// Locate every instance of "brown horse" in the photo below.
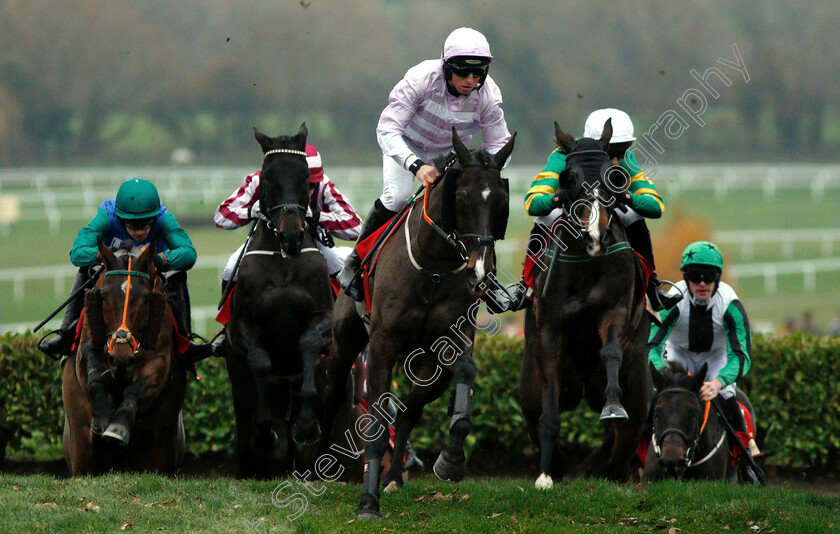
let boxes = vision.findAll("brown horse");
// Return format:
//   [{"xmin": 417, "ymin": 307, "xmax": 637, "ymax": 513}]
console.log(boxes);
[
  {"xmin": 519, "ymin": 120, "xmax": 652, "ymax": 487},
  {"xmin": 62, "ymin": 242, "xmax": 186, "ymax": 475},
  {"xmin": 324, "ymin": 129, "xmax": 515, "ymax": 520}
]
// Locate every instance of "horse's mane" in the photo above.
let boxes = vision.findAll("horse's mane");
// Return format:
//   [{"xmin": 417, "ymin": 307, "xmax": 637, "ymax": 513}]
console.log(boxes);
[{"xmin": 659, "ymin": 361, "xmax": 696, "ymax": 389}]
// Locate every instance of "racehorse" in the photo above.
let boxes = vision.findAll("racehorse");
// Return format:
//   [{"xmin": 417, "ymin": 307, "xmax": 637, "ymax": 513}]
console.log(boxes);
[
  {"xmin": 518, "ymin": 120, "xmax": 652, "ymax": 487},
  {"xmin": 324, "ymin": 129, "xmax": 515, "ymax": 519},
  {"xmin": 62, "ymin": 242, "xmax": 186, "ymax": 475},
  {"xmin": 642, "ymin": 361, "xmax": 756, "ymax": 482},
  {"xmin": 223, "ymin": 124, "xmax": 334, "ymax": 478}
]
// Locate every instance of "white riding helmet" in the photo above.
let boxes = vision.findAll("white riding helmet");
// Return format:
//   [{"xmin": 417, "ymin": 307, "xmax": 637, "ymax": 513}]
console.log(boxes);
[
  {"xmin": 583, "ymin": 108, "xmax": 636, "ymax": 143},
  {"xmin": 441, "ymin": 27, "xmax": 493, "ymax": 62}
]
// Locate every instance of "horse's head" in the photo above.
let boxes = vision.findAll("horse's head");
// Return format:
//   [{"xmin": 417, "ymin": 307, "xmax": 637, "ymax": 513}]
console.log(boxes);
[
  {"xmin": 87, "ymin": 242, "xmax": 168, "ymax": 384},
  {"xmin": 254, "ymin": 123, "xmax": 310, "ymax": 257},
  {"xmin": 441, "ymin": 128, "xmax": 515, "ymax": 294},
  {"xmin": 649, "ymin": 361, "xmax": 709, "ymax": 478},
  {"xmin": 554, "ymin": 119, "xmax": 626, "ymax": 256}
]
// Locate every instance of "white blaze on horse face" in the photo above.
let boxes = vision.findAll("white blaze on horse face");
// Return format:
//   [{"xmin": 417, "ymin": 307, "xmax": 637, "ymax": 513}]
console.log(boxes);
[
  {"xmin": 120, "ymin": 280, "xmax": 129, "ymax": 294},
  {"xmin": 585, "ymin": 190, "xmax": 602, "ymax": 254},
  {"xmin": 474, "ymin": 256, "xmax": 486, "ymax": 283},
  {"xmin": 481, "ymin": 187, "xmax": 491, "ymax": 201}
]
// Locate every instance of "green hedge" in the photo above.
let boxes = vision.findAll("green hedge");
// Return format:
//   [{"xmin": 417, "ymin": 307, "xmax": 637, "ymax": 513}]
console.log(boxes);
[{"xmin": 2, "ymin": 331, "xmax": 839, "ymax": 472}]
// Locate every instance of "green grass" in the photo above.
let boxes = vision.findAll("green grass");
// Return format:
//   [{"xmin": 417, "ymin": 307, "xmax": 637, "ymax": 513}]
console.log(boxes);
[{"xmin": 0, "ymin": 474, "xmax": 837, "ymax": 533}]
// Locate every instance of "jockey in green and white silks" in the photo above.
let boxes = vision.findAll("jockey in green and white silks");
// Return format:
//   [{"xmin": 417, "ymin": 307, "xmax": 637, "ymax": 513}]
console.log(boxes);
[{"xmin": 648, "ymin": 241, "xmax": 752, "ymax": 400}]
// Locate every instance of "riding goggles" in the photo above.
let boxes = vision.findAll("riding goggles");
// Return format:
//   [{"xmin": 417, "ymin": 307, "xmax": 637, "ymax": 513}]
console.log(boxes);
[
  {"xmin": 683, "ymin": 269, "xmax": 720, "ymax": 284},
  {"xmin": 449, "ymin": 64, "xmax": 488, "ymax": 78},
  {"xmin": 123, "ymin": 217, "xmax": 155, "ymax": 231}
]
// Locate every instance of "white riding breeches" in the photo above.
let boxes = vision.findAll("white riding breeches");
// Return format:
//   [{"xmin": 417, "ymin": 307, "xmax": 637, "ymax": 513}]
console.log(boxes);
[
  {"xmin": 222, "ymin": 241, "xmax": 350, "ymax": 281},
  {"xmin": 380, "ymin": 154, "xmax": 418, "ymax": 212}
]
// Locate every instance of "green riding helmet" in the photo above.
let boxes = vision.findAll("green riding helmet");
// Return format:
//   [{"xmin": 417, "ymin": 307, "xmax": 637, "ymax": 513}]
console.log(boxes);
[
  {"xmin": 115, "ymin": 178, "xmax": 161, "ymax": 219},
  {"xmin": 680, "ymin": 241, "xmax": 723, "ymax": 272}
]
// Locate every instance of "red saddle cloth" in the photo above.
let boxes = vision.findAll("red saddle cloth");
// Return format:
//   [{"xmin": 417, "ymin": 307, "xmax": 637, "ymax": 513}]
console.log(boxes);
[{"xmin": 353, "ymin": 210, "xmax": 411, "ymax": 313}]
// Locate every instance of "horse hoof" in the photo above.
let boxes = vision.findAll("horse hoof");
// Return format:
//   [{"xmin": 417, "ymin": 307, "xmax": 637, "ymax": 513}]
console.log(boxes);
[
  {"xmin": 292, "ymin": 423, "xmax": 321, "ymax": 446},
  {"xmin": 600, "ymin": 404, "xmax": 628, "ymax": 421},
  {"xmin": 102, "ymin": 423, "xmax": 130, "ymax": 445},
  {"xmin": 535, "ymin": 473, "xmax": 554, "ymax": 490},
  {"xmin": 90, "ymin": 416, "xmax": 110, "ymax": 435},
  {"xmin": 356, "ymin": 509, "xmax": 381, "ymax": 521},
  {"xmin": 383, "ymin": 480, "xmax": 402, "ymax": 493},
  {"xmin": 433, "ymin": 452, "xmax": 465, "ymax": 482}
]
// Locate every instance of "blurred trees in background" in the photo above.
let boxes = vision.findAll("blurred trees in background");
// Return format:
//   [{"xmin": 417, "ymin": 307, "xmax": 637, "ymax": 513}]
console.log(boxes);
[{"xmin": 0, "ymin": 0, "xmax": 837, "ymax": 166}]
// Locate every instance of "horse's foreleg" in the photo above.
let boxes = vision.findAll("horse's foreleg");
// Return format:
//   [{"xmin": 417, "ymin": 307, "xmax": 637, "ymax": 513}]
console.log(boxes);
[
  {"xmin": 293, "ymin": 315, "xmax": 330, "ymax": 445},
  {"xmin": 433, "ymin": 352, "xmax": 476, "ymax": 484},
  {"xmin": 356, "ymin": 335, "xmax": 395, "ymax": 521},
  {"xmin": 102, "ymin": 378, "xmax": 147, "ymax": 445},
  {"xmin": 599, "ymin": 323, "xmax": 628, "ymax": 421},
  {"xmin": 80, "ymin": 340, "xmax": 114, "ymax": 434},
  {"xmin": 536, "ymin": 358, "xmax": 561, "ymax": 489},
  {"xmin": 244, "ymin": 343, "xmax": 279, "ymax": 455}
]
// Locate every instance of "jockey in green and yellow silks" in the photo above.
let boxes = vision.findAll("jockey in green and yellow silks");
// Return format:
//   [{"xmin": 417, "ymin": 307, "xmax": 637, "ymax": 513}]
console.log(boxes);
[{"xmin": 485, "ymin": 108, "xmax": 679, "ymax": 314}]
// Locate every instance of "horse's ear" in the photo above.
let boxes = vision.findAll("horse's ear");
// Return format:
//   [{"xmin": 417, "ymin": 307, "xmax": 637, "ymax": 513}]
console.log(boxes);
[
  {"xmin": 254, "ymin": 127, "xmax": 272, "ymax": 153},
  {"xmin": 98, "ymin": 241, "xmax": 118, "ymax": 271},
  {"xmin": 294, "ymin": 122, "xmax": 308, "ymax": 149},
  {"xmin": 599, "ymin": 118, "xmax": 613, "ymax": 148},
  {"xmin": 493, "ymin": 132, "xmax": 517, "ymax": 169},
  {"xmin": 554, "ymin": 122, "xmax": 574, "ymax": 154},
  {"xmin": 452, "ymin": 128, "xmax": 470, "ymax": 164},
  {"xmin": 691, "ymin": 362, "xmax": 708, "ymax": 393},
  {"xmin": 137, "ymin": 241, "xmax": 157, "ymax": 276},
  {"xmin": 650, "ymin": 361, "xmax": 667, "ymax": 391}
]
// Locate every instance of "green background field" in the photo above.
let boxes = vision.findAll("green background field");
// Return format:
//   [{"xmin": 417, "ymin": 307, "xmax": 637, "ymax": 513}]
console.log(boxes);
[{"xmin": 2, "ymin": 164, "xmax": 840, "ymax": 336}]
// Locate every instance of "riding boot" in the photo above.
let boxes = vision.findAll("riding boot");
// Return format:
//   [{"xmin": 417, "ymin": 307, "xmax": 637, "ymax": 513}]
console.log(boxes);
[
  {"xmin": 38, "ymin": 269, "xmax": 89, "ymax": 357},
  {"xmin": 167, "ymin": 272, "xmax": 217, "ymax": 362},
  {"xmin": 723, "ymin": 396, "xmax": 760, "ymax": 485},
  {"xmin": 482, "ymin": 223, "xmax": 546, "ymax": 314},
  {"xmin": 625, "ymin": 220, "xmax": 681, "ymax": 311},
  {"xmin": 336, "ymin": 199, "xmax": 397, "ymax": 302}
]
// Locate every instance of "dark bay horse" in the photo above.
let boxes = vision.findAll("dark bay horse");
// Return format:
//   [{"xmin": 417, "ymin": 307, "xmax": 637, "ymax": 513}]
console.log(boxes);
[
  {"xmin": 519, "ymin": 120, "xmax": 652, "ymax": 487},
  {"xmin": 325, "ymin": 129, "xmax": 515, "ymax": 519},
  {"xmin": 224, "ymin": 124, "xmax": 334, "ymax": 478},
  {"xmin": 62, "ymin": 242, "xmax": 186, "ymax": 474},
  {"xmin": 643, "ymin": 361, "xmax": 757, "ymax": 483}
]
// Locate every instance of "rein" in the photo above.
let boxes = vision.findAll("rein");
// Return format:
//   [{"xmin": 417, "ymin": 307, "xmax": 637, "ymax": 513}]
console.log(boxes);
[
  {"xmin": 421, "ymin": 181, "xmax": 497, "ymax": 263},
  {"xmin": 104, "ymin": 257, "xmax": 146, "ymax": 355}
]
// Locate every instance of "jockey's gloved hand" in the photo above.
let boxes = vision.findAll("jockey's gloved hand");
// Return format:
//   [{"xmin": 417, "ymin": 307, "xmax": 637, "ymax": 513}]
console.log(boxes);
[
  {"xmin": 153, "ymin": 253, "xmax": 167, "ymax": 270},
  {"xmin": 248, "ymin": 200, "xmax": 261, "ymax": 219},
  {"xmin": 613, "ymin": 191, "xmax": 633, "ymax": 212},
  {"xmin": 551, "ymin": 190, "xmax": 565, "ymax": 206},
  {"xmin": 88, "ymin": 263, "xmax": 104, "ymax": 278}
]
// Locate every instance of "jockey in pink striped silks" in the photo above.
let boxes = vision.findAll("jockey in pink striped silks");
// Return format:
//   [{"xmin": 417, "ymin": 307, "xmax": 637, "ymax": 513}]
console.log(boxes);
[
  {"xmin": 215, "ymin": 143, "xmax": 362, "ymax": 280},
  {"xmin": 337, "ymin": 27, "xmax": 513, "ymax": 301}
]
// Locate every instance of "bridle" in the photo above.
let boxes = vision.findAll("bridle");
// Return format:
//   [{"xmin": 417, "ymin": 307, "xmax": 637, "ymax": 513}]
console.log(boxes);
[
  {"xmin": 103, "ymin": 255, "xmax": 152, "ymax": 356},
  {"xmin": 420, "ymin": 160, "xmax": 504, "ymax": 264},
  {"xmin": 651, "ymin": 386, "xmax": 719, "ymax": 468},
  {"xmin": 259, "ymin": 148, "xmax": 310, "ymax": 245}
]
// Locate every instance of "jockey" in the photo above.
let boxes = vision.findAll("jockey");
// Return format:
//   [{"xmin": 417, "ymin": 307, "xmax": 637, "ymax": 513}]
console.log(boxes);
[
  {"xmin": 486, "ymin": 108, "xmax": 680, "ymax": 313},
  {"xmin": 214, "ymin": 143, "xmax": 362, "ymax": 282},
  {"xmin": 38, "ymin": 178, "xmax": 218, "ymax": 362},
  {"xmin": 648, "ymin": 241, "xmax": 760, "ymax": 483},
  {"xmin": 336, "ymin": 27, "xmax": 513, "ymax": 301}
]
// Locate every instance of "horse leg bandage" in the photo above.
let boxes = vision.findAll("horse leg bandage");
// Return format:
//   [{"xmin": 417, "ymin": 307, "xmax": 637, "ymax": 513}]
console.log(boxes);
[
  {"xmin": 362, "ymin": 458, "xmax": 382, "ymax": 497},
  {"xmin": 449, "ymin": 384, "xmax": 473, "ymax": 431}
]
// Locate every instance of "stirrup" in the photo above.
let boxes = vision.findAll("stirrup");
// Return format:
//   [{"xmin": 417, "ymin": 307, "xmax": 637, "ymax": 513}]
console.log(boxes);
[
  {"xmin": 37, "ymin": 329, "xmax": 68, "ymax": 360},
  {"xmin": 654, "ymin": 279, "xmax": 683, "ymax": 310}
]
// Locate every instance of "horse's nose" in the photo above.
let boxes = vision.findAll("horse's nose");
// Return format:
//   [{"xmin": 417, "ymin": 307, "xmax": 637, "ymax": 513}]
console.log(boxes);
[{"xmin": 659, "ymin": 456, "xmax": 688, "ymax": 477}]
